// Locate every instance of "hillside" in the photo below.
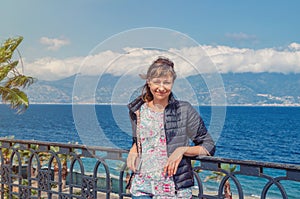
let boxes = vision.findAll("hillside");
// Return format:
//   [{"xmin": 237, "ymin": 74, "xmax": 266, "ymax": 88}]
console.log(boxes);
[{"xmin": 25, "ymin": 72, "xmax": 300, "ymax": 106}]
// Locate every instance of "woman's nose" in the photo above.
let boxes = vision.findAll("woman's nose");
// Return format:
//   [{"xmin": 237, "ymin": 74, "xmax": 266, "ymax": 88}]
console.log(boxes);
[{"xmin": 157, "ymin": 86, "xmax": 165, "ymax": 91}]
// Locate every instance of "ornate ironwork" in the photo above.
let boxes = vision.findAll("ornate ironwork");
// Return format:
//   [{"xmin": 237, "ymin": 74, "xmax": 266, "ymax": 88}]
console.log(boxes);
[
  {"xmin": 37, "ymin": 169, "xmax": 51, "ymax": 191},
  {"xmin": 19, "ymin": 186, "xmax": 30, "ymax": 198},
  {"xmin": 81, "ymin": 176, "xmax": 97, "ymax": 199},
  {"xmin": 0, "ymin": 138, "xmax": 299, "ymax": 199},
  {"xmin": 0, "ymin": 165, "xmax": 10, "ymax": 184}
]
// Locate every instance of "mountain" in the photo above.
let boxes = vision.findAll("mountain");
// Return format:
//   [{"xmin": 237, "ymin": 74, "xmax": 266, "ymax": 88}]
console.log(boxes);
[
  {"xmin": 221, "ymin": 72, "xmax": 300, "ymax": 105},
  {"xmin": 25, "ymin": 72, "xmax": 300, "ymax": 106}
]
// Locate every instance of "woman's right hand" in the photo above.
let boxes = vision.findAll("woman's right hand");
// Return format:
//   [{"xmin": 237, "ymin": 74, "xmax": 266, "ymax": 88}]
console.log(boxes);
[{"xmin": 127, "ymin": 144, "xmax": 138, "ymax": 172}]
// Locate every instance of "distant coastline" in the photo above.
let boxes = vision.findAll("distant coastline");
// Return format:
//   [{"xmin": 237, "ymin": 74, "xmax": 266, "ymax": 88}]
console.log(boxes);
[
  {"xmin": 2, "ymin": 102, "xmax": 300, "ymax": 107},
  {"xmin": 28, "ymin": 102, "xmax": 300, "ymax": 107}
]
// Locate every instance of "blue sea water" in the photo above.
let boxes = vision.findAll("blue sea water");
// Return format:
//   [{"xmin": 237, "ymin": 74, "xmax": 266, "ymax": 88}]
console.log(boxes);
[{"xmin": 0, "ymin": 104, "xmax": 300, "ymax": 198}]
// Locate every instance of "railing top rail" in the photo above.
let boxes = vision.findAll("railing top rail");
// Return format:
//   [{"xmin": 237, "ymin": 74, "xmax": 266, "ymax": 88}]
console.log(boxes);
[
  {"xmin": 195, "ymin": 156, "xmax": 300, "ymax": 171},
  {"xmin": 1, "ymin": 138, "xmax": 299, "ymax": 171},
  {"xmin": 0, "ymin": 138, "xmax": 129, "ymax": 153}
]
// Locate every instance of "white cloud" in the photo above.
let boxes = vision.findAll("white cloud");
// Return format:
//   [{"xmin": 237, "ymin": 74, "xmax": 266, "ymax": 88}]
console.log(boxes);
[
  {"xmin": 288, "ymin": 42, "xmax": 300, "ymax": 51},
  {"xmin": 24, "ymin": 57, "xmax": 81, "ymax": 80},
  {"xmin": 24, "ymin": 43, "xmax": 300, "ymax": 81},
  {"xmin": 40, "ymin": 37, "xmax": 70, "ymax": 51},
  {"xmin": 206, "ymin": 45, "xmax": 300, "ymax": 74}
]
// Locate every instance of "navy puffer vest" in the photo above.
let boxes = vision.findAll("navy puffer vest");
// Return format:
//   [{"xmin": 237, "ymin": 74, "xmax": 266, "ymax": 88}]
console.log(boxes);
[{"xmin": 128, "ymin": 93, "xmax": 215, "ymax": 190}]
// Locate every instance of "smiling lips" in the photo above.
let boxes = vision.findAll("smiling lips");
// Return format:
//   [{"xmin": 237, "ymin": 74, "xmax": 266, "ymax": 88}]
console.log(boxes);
[{"xmin": 155, "ymin": 89, "xmax": 170, "ymax": 95}]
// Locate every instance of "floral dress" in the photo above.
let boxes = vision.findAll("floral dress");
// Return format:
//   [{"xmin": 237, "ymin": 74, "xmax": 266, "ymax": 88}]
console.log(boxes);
[{"xmin": 130, "ymin": 104, "xmax": 192, "ymax": 199}]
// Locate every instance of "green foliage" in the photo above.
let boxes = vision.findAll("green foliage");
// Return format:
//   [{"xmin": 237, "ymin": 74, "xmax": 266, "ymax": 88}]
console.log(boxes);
[
  {"xmin": 0, "ymin": 36, "xmax": 36, "ymax": 113},
  {"xmin": 204, "ymin": 163, "xmax": 237, "ymax": 182}
]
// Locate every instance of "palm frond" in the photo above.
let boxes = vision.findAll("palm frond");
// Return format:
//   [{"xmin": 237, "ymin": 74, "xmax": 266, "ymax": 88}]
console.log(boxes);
[
  {"xmin": 0, "ymin": 36, "xmax": 23, "ymax": 64},
  {"xmin": 204, "ymin": 175, "xmax": 221, "ymax": 182},
  {"xmin": 204, "ymin": 164, "xmax": 237, "ymax": 183},
  {"xmin": 4, "ymin": 75, "xmax": 36, "ymax": 88},
  {"xmin": 221, "ymin": 164, "xmax": 237, "ymax": 172},
  {"xmin": 0, "ymin": 86, "xmax": 29, "ymax": 114},
  {"xmin": 0, "ymin": 61, "xmax": 18, "ymax": 82},
  {"xmin": 0, "ymin": 36, "xmax": 35, "ymax": 113}
]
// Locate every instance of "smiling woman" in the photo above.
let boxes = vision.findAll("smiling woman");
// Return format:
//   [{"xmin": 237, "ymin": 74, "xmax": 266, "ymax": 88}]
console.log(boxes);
[
  {"xmin": 0, "ymin": 36, "xmax": 36, "ymax": 113},
  {"xmin": 126, "ymin": 57, "xmax": 215, "ymax": 198}
]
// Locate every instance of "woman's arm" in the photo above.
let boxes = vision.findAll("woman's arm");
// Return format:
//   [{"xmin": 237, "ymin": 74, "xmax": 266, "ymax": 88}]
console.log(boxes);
[
  {"xmin": 163, "ymin": 145, "xmax": 209, "ymax": 177},
  {"xmin": 186, "ymin": 104, "xmax": 216, "ymax": 156},
  {"xmin": 183, "ymin": 145, "xmax": 210, "ymax": 156},
  {"xmin": 127, "ymin": 143, "xmax": 139, "ymax": 172}
]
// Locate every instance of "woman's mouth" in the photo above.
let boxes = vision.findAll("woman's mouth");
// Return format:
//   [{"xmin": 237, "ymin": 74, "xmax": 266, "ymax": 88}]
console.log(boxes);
[{"xmin": 155, "ymin": 89, "xmax": 169, "ymax": 95}]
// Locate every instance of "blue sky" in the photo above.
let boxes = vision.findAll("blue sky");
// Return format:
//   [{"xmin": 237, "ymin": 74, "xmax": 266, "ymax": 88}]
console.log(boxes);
[{"xmin": 2, "ymin": 0, "xmax": 300, "ymax": 80}]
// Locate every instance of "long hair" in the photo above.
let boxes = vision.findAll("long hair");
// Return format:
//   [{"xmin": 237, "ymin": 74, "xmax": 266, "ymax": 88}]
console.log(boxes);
[{"xmin": 140, "ymin": 57, "xmax": 177, "ymax": 102}]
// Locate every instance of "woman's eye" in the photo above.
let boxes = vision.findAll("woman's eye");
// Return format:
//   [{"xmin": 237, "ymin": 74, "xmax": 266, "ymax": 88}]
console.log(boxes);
[{"xmin": 150, "ymin": 80, "xmax": 172, "ymax": 86}]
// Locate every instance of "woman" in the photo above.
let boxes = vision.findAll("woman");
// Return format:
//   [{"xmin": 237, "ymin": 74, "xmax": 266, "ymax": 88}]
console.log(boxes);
[{"xmin": 127, "ymin": 57, "xmax": 215, "ymax": 199}]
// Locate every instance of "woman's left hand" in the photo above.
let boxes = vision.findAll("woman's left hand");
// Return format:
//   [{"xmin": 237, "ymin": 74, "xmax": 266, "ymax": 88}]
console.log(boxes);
[{"xmin": 163, "ymin": 147, "xmax": 188, "ymax": 177}]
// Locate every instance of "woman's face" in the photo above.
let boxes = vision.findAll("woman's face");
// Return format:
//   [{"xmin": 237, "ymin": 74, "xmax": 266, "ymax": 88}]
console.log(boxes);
[{"xmin": 148, "ymin": 75, "xmax": 173, "ymax": 102}]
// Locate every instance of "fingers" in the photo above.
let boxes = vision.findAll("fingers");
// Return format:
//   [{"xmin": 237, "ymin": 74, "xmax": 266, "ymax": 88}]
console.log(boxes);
[
  {"xmin": 163, "ymin": 164, "xmax": 167, "ymax": 176},
  {"xmin": 173, "ymin": 161, "xmax": 180, "ymax": 174},
  {"xmin": 127, "ymin": 152, "xmax": 138, "ymax": 172},
  {"xmin": 168, "ymin": 163, "xmax": 174, "ymax": 176},
  {"xmin": 164, "ymin": 160, "xmax": 180, "ymax": 177},
  {"xmin": 163, "ymin": 147, "xmax": 186, "ymax": 177}
]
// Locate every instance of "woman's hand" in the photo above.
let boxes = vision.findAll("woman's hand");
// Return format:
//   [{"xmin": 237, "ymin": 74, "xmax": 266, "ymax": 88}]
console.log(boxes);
[
  {"xmin": 163, "ymin": 147, "xmax": 188, "ymax": 177},
  {"xmin": 127, "ymin": 144, "xmax": 138, "ymax": 172},
  {"xmin": 163, "ymin": 145, "xmax": 209, "ymax": 177}
]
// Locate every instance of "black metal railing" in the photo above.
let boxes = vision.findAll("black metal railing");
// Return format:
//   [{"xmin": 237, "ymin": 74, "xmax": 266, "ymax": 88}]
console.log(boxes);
[{"xmin": 0, "ymin": 138, "xmax": 299, "ymax": 199}]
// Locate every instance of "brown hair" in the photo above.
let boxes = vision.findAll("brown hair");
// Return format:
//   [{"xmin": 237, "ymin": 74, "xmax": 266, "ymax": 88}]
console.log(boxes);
[{"xmin": 140, "ymin": 57, "xmax": 177, "ymax": 102}]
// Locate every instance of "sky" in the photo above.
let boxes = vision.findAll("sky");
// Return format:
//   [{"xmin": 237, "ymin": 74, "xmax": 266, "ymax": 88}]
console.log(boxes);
[{"xmin": 2, "ymin": 0, "xmax": 300, "ymax": 81}]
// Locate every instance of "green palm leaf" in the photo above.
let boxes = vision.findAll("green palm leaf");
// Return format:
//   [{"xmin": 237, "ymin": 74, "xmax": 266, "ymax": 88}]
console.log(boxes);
[
  {"xmin": 0, "ymin": 61, "xmax": 18, "ymax": 82},
  {"xmin": 0, "ymin": 36, "xmax": 23, "ymax": 63},
  {"xmin": 4, "ymin": 75, "xmax": 35, "ymax": 88},
  {"xmin": 0, "ymin": 36, "xmax": 35, "ymax": 113},
  {"xmin": 0, "ymin": 86, "xmax": 29, "ymax": 113}
]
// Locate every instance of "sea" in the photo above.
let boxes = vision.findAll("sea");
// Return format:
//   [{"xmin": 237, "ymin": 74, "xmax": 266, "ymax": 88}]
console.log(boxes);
[{"xmin": 0, "ymin": 104, "xmax": 300, "ymax": 198}]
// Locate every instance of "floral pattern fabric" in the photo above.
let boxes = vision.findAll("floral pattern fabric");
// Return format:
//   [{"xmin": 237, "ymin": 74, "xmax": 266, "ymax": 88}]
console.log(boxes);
[{"xmin": 130, "ymin": 104, "xmax": 192, "ymax": 199}]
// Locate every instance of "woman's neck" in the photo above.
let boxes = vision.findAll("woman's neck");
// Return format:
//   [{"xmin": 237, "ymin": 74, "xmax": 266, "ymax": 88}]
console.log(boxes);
[{"xmin": 149, "ymin": 99, "xmax": 168, "ymax": 111}]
